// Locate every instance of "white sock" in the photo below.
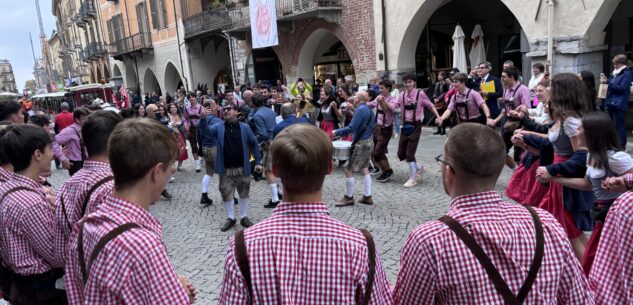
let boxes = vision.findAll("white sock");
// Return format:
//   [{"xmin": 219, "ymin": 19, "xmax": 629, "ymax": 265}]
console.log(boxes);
[
  {"xmin": 270, "ymin": 184, "xmax": 279, "ymax": 202},
  {"xmin": 195, "ymin": 159, "xmax": 201, "ymax": 166},
  {"xmin": 363, "ymin": 175, "xmax": 372, "ymax": 197},
  {"xmin": 408, "ymin": 162, "xmax": 417, "ymax": 180},
  {"xmin": 239, "ymin": 198, "xmax": 249, "ymax": 219},
  {"xmin": 224, "ymin": 200, "xmax": 235, "ymax": 220},
  {"xmin": 345, "ymin": 178, "xmax": 355, "ymax": 197},
  {"xmin": 276, "ymin": 177, "xmax": 283, "ymax": 195},
  {"xmin": 201, "ymin": 175, "xmax": 212, "ymax": 193}
]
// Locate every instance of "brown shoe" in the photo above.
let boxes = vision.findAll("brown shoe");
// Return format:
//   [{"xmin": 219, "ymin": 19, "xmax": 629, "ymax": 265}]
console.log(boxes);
[
  {"xmin": 359, "ymin": 195, "xmax": 373, "ymax": 205},
  {"xmin": 335, "ymin": 195, "xmax": 354, "ymax": 207}
]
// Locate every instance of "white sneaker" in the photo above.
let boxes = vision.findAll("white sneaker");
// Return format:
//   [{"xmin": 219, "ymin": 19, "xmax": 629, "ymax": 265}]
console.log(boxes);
[{"xmin": 403, "ymin": 178, "xmax": 417, "ymax": 188}]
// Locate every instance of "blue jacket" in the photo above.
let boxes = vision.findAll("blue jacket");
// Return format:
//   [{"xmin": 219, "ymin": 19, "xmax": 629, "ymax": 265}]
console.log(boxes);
[
  {"xmin": 335, "ymin": 103, "xmax": 375, "ymax": 141},
  {"xmin": 207, "ymin": 121, "xmax": 261, "ymax": 176},
  {"xmin": 605, "ymin": 67, "xmax": 633, "ymax": 110},
  {"xmin": 251, "ymin": 107, "xmax": 277, "ymax": 143},
  {"xmin": 273, "ymin": 115, "xmax": 309, "ymax": 138},
  {"xmin": 197, "ymin": 115, "xmax": 223, "ymax": 148}
]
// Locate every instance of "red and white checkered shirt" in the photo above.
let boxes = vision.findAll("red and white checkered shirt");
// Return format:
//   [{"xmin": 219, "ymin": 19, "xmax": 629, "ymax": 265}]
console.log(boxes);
[
  {"xmin": 393, "ymin": 191, "xmax": 593, "ymax": 305},
  {"xmin": 0, "ymin": 166, "xmax": 12, "ymax": 185},
  {"xmin": 0, "ymin": 173, "xmax": 56, "ymax": 275},
  {"xmin": 65, "ymin": 195, "xmax": 189, "ymax": 305},
  {"xmin": 589, "ymin": 174, "xmax": 633, "ymax": 305},
  {"xmin": 218, "ymin": 202, "xmax": 393, "ymax": 305},
  {"xmin": 53, "ymin": 160, "xmax": 114, "ymax": 267}
]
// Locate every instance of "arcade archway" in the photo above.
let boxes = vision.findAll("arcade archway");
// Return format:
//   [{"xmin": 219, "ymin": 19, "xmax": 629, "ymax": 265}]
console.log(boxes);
[
  {"xmin": 164, "ymin": 62, "xmax": 183, "ymax": 95},
  {"xmin": 143, "ymin": 68, "xmax": 161, "ymax": 95},
  {"xmin": 297, "ymin": 29, "xmax": 355, "ymax": 84}
]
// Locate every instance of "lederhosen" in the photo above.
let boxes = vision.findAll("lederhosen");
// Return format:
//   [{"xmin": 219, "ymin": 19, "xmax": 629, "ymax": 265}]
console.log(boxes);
[
  {"xmin": 452, "ymin": 89, "xmax": 482, "ymax": 124},
  {"xmin": 439, "ymin": 206, "xmax": 544, "ymax": 305},
  {"xmin": 397, "ymin": 90, "xmax": 423, "ymax": 162},
  {"xmin": 372, "ymin": 101, "xmax": 394, "ymax": 162},
  {"xmin": 501, "ymin": 85, "xmax": 526, "ymax": 160},
  {"xmin": 187, "ymin": 106, "xmax": 202, "ymax": 155},
  {"xmin": 69, "ymin": 128, "xmax": 87, "ymax": 176},
  {"xmin": 0, "ymin": 188, "xmax": 67, "ymax": 305}
]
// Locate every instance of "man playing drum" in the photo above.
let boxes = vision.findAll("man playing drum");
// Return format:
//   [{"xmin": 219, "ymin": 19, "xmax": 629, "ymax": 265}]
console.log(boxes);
[
  {"xmin": 333, "ymin": 92, "xmax": 375, "ymax": 207},
  {"xmin": 435, "ymin": 73, "xmax": 495, "ymax": 126}
]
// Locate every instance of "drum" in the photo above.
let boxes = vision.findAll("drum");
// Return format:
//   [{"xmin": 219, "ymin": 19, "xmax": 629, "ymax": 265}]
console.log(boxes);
[{"xmin": 332, "ymin": 140, "xmax": 352, "ymax": 161}]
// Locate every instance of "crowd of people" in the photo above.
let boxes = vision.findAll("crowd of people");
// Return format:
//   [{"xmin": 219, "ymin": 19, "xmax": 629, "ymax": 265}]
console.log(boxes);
[{"xmin": 0, "ymin": 52, "xmax": 631, "ymax": 304}]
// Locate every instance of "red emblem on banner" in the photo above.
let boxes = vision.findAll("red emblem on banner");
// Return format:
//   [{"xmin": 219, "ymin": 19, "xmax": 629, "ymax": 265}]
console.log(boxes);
[{"xmin": 255, "ymin": 2, "xmax": 271, "ymax": 37}]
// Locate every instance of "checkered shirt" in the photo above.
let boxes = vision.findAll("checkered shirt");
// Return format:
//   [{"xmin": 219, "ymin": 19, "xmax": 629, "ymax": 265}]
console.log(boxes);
[
  {"xmin": 393, "ymin": 191, "xmax": 593, "ymax": 305},
  {"xmin": 218, "ymin": 202, "xmax": 393, "ymax": 305},
  {"xmin": 0, "ymin": 173, "xmax": 56, "ymax": 275},
  {"xmin": 64, "ymin": 195, "xmax": 189, "ymax": 305},
  {"xmin": 589, "ymin": 174, "xmax": 633, "ymax": 305},
  {"xmin": 53, "ymin": 160, "xmax": 114, "ymax": 267},
  {"xmin": 0, "ymin": 166, "xmax": 12, "ymax": 185}
]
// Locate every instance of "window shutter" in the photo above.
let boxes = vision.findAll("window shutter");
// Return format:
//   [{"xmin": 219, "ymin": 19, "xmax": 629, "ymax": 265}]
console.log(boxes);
[{"xmin": 149, "ymin": 0, "xmax": 159, "ymax": 30}]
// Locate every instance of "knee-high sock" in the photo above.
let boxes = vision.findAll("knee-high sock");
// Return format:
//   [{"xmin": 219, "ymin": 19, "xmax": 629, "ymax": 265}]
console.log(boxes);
[
  {"xmin": 270, "ymin": 184, "xmax": 279, "ymax": 202},
  {"xmin": 409, "ymin": 162, "xmax": 417, "ymax": 180},
  {"xmin": 195, "ymin": 159, "xmax": 201, "ymax": 166},
  {"xmin": 224, "ymin": 200, "xmax": 235, "ymax": 220},
  {"xmin": 239, "ymin": 198, "xmax": 249, "ymax": 219},
  {"xmin": 363, "ymin": 175, "xmax": 372, "ymax": 196},
  {"xmin": 201, "ymin": 175, "xmax": 212, "ymax": 193},
  {"xmin": 345, "ymin": 178, "xmax": 355, "ymax": 197}
]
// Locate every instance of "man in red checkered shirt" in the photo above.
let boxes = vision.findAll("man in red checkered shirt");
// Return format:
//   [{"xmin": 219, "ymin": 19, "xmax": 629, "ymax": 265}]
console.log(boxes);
[
  {"xmin": 393, "ymin": 123, "xmax": 593, "ymax": 305},
  {"xmin": 590, "ymin": 173, "xmax": 633, "ymax": 304},
  {"xmin": 0, "ymin": 124, "xmax": 66, "ymax": 304},
  {"xmin": 64, "ymin": 118, "xmax": 196, "ymax": 304},
  {"xmin": 52, "ymin": 111, "xmax": 122, "ymax": 267},
  {"xmin": 218, "ymin": 124, "xmax": 393, "ymax": 305}
]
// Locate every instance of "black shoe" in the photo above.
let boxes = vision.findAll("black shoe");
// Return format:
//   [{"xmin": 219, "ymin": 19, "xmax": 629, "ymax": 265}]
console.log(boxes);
[
  {"xmin": 278, "ymin": 193, "xmax": 283, "ymax": 200},
  {"xmin": 440, "ymin": 129, "xmax": 446, "ymax": 135},
  {"xmin": 376, "ymin": 170, "xmax": 393, "ymax": 183},
  {"xmin": 240, "ymin": 217, "xmax": 254, "ymax": 228},
  {"xmin": 370, "ymin": 167, "xmax": 381, "ymax": 176},
  {"xmin": 220, "ymin": 218, "xmax": 236, "ymax": 232},
  {"xmin": 264, "ymin": 200, "xmax": 280, "ymax": 209},
  {"xmin": 200, "ymin": 193, "xmax": 212, "ymax": 205},
  {"xmin": 433, "ymin": 129, "xmax": 442, "ymax": 135},
  {"xmin": 234, "ymin": 197, "xmax": 239, "ymax": 205},
  {"xmin": 161, "ymin": 190, "xmax": 172, "ymax": 199}
]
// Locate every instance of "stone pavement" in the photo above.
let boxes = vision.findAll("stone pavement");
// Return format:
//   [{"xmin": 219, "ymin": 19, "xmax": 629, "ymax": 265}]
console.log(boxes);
[{"xmin": 48, "ymin": 126, "xmax": 513, "ymax": 304}]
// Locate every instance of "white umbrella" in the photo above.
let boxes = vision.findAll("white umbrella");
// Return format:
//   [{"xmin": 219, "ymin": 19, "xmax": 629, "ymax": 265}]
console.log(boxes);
[
  {"xmin": 469, "ymin": 24, "xmax": 486, "ymax": 71},
  {"xmin": 452, "ymin": 25, "xmax": 468, "ymax": 74}
]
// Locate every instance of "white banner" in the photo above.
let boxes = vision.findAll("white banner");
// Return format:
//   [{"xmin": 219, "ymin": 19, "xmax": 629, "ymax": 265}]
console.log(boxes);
[{"xmin": 250, "ymin": 0, "xmax": 278, "ymax": 49}]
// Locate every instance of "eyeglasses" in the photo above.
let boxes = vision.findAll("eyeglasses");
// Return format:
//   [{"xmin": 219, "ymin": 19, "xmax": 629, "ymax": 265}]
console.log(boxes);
[
  {"xmin": 223, "ymin": 107, "xmax": 233, "ymax": 112},
  {"xmin": 435, "ymin": 154, "xmax": 455, "ymax": 174}
]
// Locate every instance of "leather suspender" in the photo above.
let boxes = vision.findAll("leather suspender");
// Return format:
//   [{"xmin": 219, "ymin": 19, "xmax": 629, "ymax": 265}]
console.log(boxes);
[
  {"xmin": 0, "ymin": 187, "xmax": 38, "ymax": 202},
  {"xmin": 438, "ymin": 206, "xmax": 544, "ymax": 305},
  {"xmin": 77, "ymin": 222, "xmax": 140, "ymax": 285},
  {"xmin": 61, "ymin": 176, "xmax": 114, "ymax": 231},
  {"xmin": 234, "ymin": 228, "xmax": 377, "ymax": 305}
]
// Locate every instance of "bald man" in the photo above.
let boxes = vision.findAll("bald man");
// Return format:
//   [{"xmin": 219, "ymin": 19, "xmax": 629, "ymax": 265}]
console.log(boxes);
[{"xmin": 333, "ymin": 92, "xmax": 376, "ymax": 207}]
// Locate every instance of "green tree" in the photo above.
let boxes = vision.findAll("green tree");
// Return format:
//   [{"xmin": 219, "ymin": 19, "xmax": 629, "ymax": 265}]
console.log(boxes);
[{"xmin": 24, "ymin": 79, "xmax": 37, "ymax": 92}]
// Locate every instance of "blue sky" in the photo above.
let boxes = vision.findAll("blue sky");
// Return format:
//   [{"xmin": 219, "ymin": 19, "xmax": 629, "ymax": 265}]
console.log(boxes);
[{"xmin": 0, "ymin": 0, "xmax": 57, "ymax": 92}]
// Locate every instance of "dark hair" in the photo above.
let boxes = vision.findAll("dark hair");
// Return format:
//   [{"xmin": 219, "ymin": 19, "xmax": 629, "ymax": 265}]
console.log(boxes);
[
  {"xmin": 378, "ymin": 80, "xmax": 392, "ymax": 91},
  {"xmin": 0, "ymin": 124, "xmax": 52, "ymax": 172},
  {"xmin": 338, "ymin": 83, "xmax": 351, "ymax": 97},
  {"xmin": 502, "ymin": 66, "xmax": 521, "ymax": 81},
  {"xmin": 224, "ymin": 88, "xmax": 234, "ymax": 94},
  {"xmin": 252, "ymin": 93, "xmax": 267, "ymax": 107},
  {"xmin": 402, "ymin": 73, "xmax": 416, "ymax": 82},
  {"xmin": 119, "ymin": 107, "xmax": 134, "ymax": 119},
  {"xmin": 367, "ymin": 89, "xmax": 378, "ymax": 101},
  {"xmin": 583, "ymin": 111, "xmax": 622, "ymax": 170},
  {"xmin": 0, "ymin": 101, "xmax": 22, "ymax": 121},
  {"xmin": 83, "ymin": 111, "xmax": 123, "ymax": 157},
  {"xmin": 133, "ymin": 104, "xmax": 146, "ymax": 118},
  {"xmin": 579, "ymin": 71, "xmax": 597, "ymax": 108},
  {"xmin": 0, "ymin": 123, "xmax": 11, "ymax": 164},
  {"xmin": 549, "ymin": 73, "xmax": 589, "ymax": 121},
  {"xmin": 445, "ymin": 123, "xmax": 505, "ymax": 179},
  {"xmin": 73, "ymin": 107, "xmax": 90, "ymax": 121},
  {"xmin": 450, "ymin": 68, "xmax": 460, "ymax": 74},
  {"xmin": 533, "ymin": 63, "xmax": 545, "ymax": 73},
  {"xmin": 452, "ymin": 73, "xmax": 468, "ymax": 83},
  {"xmin": 28, "ymin": 114, "xmax": 50, "ymax": 127},
  {"xmin": 167, "ymin": 103, "xmax": 182, "ymax": 116},
  {"xmin": 186, "ymin": 92, "xmax": 196, "ymax": 99}
]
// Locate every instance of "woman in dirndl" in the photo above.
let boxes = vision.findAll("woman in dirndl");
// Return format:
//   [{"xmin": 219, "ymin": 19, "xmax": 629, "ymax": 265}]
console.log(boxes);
[
  {"xmin": 535, "ymin": 73, "xmax": 595, "ymax": 261},
  {"xmin": 317, "ymin": 88, "xmax": 341, "ymax": 139},
  {"xmin": 168, "ymin": 103, "xmax": 189, "ymax": 170}
]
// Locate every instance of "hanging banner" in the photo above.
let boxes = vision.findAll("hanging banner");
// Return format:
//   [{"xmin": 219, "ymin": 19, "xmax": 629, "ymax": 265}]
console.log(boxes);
[{"xmin": 250, "ymin": 0, "xmax": 278, "ymax": 49}]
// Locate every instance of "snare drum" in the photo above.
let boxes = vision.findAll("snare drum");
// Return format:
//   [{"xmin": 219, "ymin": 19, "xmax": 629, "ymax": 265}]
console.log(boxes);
[{"xmin": 332, "ymin": 140, "xmax": 353, "ymax": 161}]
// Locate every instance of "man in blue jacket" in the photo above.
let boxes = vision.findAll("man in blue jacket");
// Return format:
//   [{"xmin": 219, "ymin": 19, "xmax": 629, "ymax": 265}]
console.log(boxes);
[
  {"xmin": 333, "ymin": 92, "xmax": 375, "ymax": 207},
  {"xmin": 603, "ymin": 54, "xmax": 633, "ymax": 147},
  {"xmin": 197, "ymin": 100, "xmax": 223, "ymax": 206},
  {"xmin": 206, "ymin": 103, "xmax": 262, "ymax": 231},
  {"xmin": 468, "ymin": 61, "xmax": 503, "ymax": 120},
  {"xmin": 249, "ymin": 94, "xmax": 281, "ymax": 209},
  {"xmin": 273, "ymin": 103, "xmax": 309, "ymax": 138}
]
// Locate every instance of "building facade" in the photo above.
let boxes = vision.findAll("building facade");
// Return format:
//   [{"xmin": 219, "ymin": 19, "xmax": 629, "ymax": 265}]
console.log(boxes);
[{"xmin": 0, "ymin": 60, "xmax": 18, "ymax": 93}]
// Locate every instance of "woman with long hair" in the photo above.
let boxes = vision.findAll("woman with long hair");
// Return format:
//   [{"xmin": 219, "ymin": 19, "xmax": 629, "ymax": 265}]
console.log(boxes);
[
  {"xmin": 579, "ymin": 70, "xmax": 598, "ymax": 110},
  {"xmin": 535, "ymin": 73, "xmax": 595, "ymax": 260},
  {"xmin": 337, "ymin": 83, "xmax": 354, "ymax": 141},
  {"xmin": 167, "ymin": 103, "xmax": 189, "ymax": 170},
  {"xmin": 550, "ymin": 111, "xmax": 633, "ymax": 274},
  {"xmin": 317, "ymin": 88, "xmax": 341, "ymax": 139},
  {"xmin": 133, "ymin": 103, "xmax": 146, "ymax": 118}
]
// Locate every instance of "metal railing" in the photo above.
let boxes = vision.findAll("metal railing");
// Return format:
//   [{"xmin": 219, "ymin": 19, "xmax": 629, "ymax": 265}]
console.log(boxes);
[
  {"xmin": 108, "ymin": 32, "xmax": 152, "ymax": 57},
  {"xmin": 83, "ymin": 42, "xmax": 107, "ymax": 60},
  {"xmin": 183, "ymin": 8, "xmax": 227, "ymax": 38},
  {"xmin": 80, "ymin": 0, "xmax": 97, "ymax": 21},
  {"xmin": 224, "ymin": 0, "xmax": 341, "ymax": 30}
]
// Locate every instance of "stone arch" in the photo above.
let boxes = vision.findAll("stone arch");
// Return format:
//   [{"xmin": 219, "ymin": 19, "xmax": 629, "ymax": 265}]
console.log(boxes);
[
  {"xmin": 296, "ymin": 28, "xmax": 355, "ymax": 81},
  {"xmin": 112, "ymin": 63, "xmax": 122, "ymax": 79},
  {"xmin": 583, "ymin": 0, "xmax": 623, "ymax": 46},
  {"xmin": 190, "ymin": 36, "xmax": 231, "ymax": 90},
  {"xmin": 143, "ymin": 68, "xmax": 161, "ymax": 95},
  {"xmin": 163, "ymin": 61, "xmax": 183, "ymax": 95},
  {"xmin": 395, "ymin": 0, "xmax": 534, "ymax": 71}
]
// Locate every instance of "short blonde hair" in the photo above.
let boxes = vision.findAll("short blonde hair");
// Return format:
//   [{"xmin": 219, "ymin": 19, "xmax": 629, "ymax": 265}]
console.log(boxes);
[{"xmin": 271, "ymin": 124, "xmax": 332, "ymax": 194}]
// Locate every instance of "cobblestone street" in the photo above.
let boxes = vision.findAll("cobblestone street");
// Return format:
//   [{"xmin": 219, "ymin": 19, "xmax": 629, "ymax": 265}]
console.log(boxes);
[{"xmin": 49, "ymin": 127, "xmax": 513, "ymax": 304}]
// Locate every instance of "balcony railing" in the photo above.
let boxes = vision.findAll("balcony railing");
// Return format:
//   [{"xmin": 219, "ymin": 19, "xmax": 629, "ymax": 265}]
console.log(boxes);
[
  {"xmin": 183, "ymin": 8, "xmax": 227, "ymax": 39},
  {"xmin": 108, "ymin": 32, "xmax": 153, "ymax": 59},
  {"xmin": 225, "ymin": 0, "xmax": 342, "ymax": 32},
  {"xmin": 84, "ymin": 42, "xmax": 107, "ymax": 60},
  {"xmin": 80, "ymin": 0, "xmax": 97, "ymax": 22}
]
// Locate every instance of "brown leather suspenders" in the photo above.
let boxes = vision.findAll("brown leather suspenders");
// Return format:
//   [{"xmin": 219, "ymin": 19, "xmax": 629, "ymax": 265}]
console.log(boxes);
[
  {"xmin": 61, "ymin": 176, "xmax": 114, "ymax": 231},
  {"xmin": 438, "ymin": 206, "xmax": 544, "ymax": 305}
]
